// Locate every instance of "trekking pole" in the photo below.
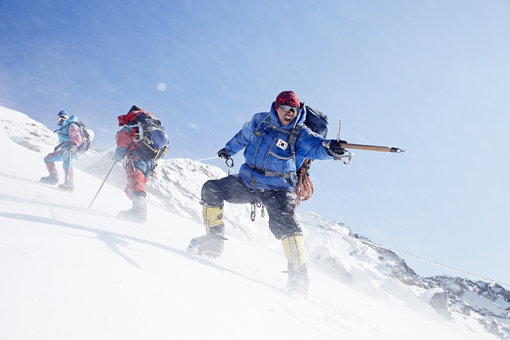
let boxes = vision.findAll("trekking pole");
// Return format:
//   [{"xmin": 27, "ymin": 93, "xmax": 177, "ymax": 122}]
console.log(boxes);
[{"xmin": 88, "ymin": 161, "xmax": 117, "ymax": 209}]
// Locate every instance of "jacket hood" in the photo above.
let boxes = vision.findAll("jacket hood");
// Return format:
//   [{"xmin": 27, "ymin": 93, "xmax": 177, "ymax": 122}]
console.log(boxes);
[{"xmin": 269, "ymin": 102, "xmax": 306, "ymax": 129}]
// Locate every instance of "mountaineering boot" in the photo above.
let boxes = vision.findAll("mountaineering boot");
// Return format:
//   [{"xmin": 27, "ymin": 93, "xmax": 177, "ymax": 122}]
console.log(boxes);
[
  {"xmin": 40, "ymin": 162, "xmax": 58, "ymax": 185},
  {"xmin": 187, "ymin": 204, "xmax": 226, "ymax": 258},
  {"xmin": 58, "ymin": 181, "xmax": 74, "ymax": 191},
  {"xmin": 117, "ymin": 191, "xmax": 147, "ymax": 224},
  {"xmin": 58, "ymin": 168, "xmax": 75, "ymax": 192},
  {"xmin": 40, "ymin": 173, "xmax": 59, "ymax": 185},
  {"xmin": 287, "ymin": 263, "xmax": 309, "ymax": 296},
  {"xmin": 282, "ymin": 232, "xmax": 309, "ymax": 296},
  {"xmin": 187, "ymin": 229, "xmax": 226, "ymax": 258}
]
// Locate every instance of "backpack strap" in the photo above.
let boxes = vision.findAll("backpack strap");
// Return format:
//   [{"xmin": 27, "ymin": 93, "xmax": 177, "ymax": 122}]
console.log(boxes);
[
  {"xmin": 288, "ymin": 125, "xmax": 302, "ymax": 158},
  {"xmin": 53, "ymin": 123, "xmax": 76, "ymax": 147},
  {"xmin": 253, "ymin": 113, "xmax": 272, "ymax": 136}
]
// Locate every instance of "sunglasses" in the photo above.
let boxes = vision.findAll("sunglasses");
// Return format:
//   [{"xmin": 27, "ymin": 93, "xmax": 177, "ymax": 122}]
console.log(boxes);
[{"xmin": 278, "ymin": 105, "xmax": 299, "ymax": 114}]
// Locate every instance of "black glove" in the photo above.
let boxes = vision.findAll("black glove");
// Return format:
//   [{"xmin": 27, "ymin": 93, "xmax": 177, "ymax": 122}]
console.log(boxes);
[
  {"xmin": 327, "ymin": 140, "xmax": 347, "ymax": 156},
  {"xmin": 217, "ymin": 148, "xmax": 231, "ymax": 160}
]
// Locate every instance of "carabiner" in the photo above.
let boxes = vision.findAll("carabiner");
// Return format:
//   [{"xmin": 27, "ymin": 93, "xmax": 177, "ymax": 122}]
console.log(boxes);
[
  {"xmin": 250, "ymin": 203, "xmax": 256, "ymax": 221},
  {"xmin": 340, "ymin": 150, "xmax": 354, "ymax": 165},
  {"xmin": 225, "ymin": 157, "xmax": 234, "ymax": 175}
]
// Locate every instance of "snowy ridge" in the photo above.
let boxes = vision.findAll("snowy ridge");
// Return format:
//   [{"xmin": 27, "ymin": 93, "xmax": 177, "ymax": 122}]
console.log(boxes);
[
  {"xmin": 425, "ymin": 276, "xmax": 510, "ymax": 338},
  {"xmin": 1, "ymin": 105, "xmax": 509, "ymax": 339},
  {"xmin": 0, "ymin": 106, "xmax": 57, "ymax": 153}
]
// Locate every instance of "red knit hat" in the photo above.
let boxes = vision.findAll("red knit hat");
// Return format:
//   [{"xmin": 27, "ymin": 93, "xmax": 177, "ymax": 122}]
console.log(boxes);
[{"xmin": 275, "ymin": 91, "xmax": 300, "ymax": 107}]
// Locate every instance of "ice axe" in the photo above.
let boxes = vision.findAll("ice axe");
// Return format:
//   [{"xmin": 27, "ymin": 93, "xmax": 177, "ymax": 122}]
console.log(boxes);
[{"xmin": 331, "ymin": 121, "xmax": 405, "ymax": 165}]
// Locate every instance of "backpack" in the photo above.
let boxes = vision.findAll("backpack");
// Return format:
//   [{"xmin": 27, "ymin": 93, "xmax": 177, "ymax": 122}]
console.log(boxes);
[
  {"xmin": 53, "ymin": 121, "xmax": 91, "ymax": 154},
  {"xmin": 294, "ymin": 105, "xmax": 329, "ymax": 205},
  {"xmin": 121, "ymin": 111, "xmax": 169, "ymax": 162},
  {"xmin": 303, "ymin": 106, "xmax": 328, "ymax": 138},
  {"xmin": 75, "ymin": 122, "xmax": 91, "ymax": 154}
]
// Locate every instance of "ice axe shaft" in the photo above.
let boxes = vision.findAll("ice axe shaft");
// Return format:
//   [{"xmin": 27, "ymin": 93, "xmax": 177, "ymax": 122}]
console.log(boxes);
[
  {"xmin": 340, "ymin": 143, "xmax": 405, "ymax": 153},
  {"xmin": 88, "ymin": 161, "xmax": 117, "ymax": 209}
]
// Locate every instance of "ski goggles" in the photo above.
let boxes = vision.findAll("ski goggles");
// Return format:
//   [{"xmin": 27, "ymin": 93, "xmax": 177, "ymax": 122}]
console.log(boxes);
[
  {"xmin": 57, "ymin": 115, "xmax": 68, "ymax": 125},
  {"xmin": 278, "ymin": 105, "xmax": 299, "ymax": 114}
]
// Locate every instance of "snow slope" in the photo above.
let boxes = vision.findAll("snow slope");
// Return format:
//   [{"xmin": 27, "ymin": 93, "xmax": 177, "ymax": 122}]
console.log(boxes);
[{"xmin": 0, "ymin": 106, "xmax": 504, "ymax": 339}]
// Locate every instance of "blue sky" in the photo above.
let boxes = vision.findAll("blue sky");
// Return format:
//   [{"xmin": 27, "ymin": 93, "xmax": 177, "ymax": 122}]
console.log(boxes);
[{"xmin": 1, "ymin": 0, "xmax": 510, "ymax": 285}]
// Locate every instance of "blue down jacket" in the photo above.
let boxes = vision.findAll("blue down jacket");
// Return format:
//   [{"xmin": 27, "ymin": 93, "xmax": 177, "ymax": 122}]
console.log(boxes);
[{"xmin": 225, "ymin": 103, "xmax": 333, "ymax": 190}]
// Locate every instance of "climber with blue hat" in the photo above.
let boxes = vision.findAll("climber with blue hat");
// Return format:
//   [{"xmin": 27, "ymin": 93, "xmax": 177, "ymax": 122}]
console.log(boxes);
[{"xmin": 40, "ymin": 110, "xmax": 85, "ymax": 191}]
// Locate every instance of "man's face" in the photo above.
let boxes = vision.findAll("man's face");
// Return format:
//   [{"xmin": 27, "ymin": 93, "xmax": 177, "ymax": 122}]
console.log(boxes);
[{"xmin": 276, "ymin": 105, "xmax": 298, "ymax": 126}]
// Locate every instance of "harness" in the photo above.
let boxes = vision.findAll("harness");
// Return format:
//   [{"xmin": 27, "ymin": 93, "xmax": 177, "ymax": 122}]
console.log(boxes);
[{"xmin": 244, "ymin": 163, "xmax": 296, "ymax": 182}]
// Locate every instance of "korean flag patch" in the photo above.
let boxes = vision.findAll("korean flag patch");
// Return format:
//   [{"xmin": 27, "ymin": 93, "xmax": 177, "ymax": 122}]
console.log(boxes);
[{"xmin": 276, "ymin": 138, "xmax": 288, "ymax": 150}]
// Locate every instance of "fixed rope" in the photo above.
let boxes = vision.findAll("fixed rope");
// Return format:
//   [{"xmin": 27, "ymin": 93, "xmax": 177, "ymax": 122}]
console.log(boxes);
[
  {"xmin": 358, "ymin": 238, "xmax": 510, "ymax": 289},
  {"xmin": 314, "ymin": 224, "xmax": 510, "ymax": 289}
]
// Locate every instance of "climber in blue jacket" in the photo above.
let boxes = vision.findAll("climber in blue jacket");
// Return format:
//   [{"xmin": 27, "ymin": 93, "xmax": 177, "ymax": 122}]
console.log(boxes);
[{"xmin": 187, "ymin": 91, "xmax": 346, "ymax": 295}]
